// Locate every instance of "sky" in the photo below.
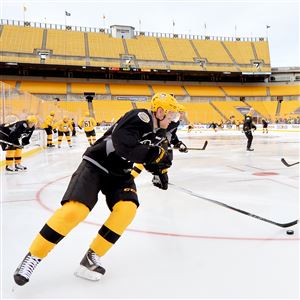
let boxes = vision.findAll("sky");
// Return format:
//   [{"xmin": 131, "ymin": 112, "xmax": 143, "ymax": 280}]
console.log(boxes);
[{"xmin": 0, "ymin": 0, "xmax": 299, "ymax": 67}]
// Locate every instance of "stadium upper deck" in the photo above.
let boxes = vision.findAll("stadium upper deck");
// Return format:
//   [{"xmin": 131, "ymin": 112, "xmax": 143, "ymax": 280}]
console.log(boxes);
[{"xmin": 0, "ymin": 19, "xmax": 271, "ymax": 75}]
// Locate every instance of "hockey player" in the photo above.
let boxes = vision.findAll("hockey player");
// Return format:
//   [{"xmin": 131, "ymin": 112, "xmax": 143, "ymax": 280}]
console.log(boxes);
[
  {"xmin": 209, "ymin": 122, "xmax": 218, "ymax": 132},
  {"xmin": 53, "ymin": 116, "xmax": 73, "ymax": 148},
  {"xmin": 13, "ymin": 92, "xmax": 181, "ymax": 286},
  {"xmin": 0, "ymin": 115, "xmax": 38, "ymax": 171},
  {"xmin": 243, "ymin": 108, "xmax": 257, "ymax": 151},
  {"xmin": 131, "ymin": 103, "xmax": 187, "ymax": 190},
  {"xmin": 41, "ymin": 111, "xmax": 56, "ymax": 147},
  {"xmin": 78, "ymin": 112, "xmax": 97, "ymax": 145},
  {"xmin": 262, "ymin": 118, "xmax": 269, "ymax": 134}
]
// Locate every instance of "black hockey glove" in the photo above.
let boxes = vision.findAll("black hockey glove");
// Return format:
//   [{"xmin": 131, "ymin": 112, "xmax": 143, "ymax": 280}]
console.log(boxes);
[
  {"xmin": 174, "ymin": 141, "xmax": 188, "ymax": 153},
  {"xmin": 152, "ymin": 169, "xmax": 169, "ymax": 190},
  {"xmin": 145, "ymin": 147, "xmax": 172, "ymax": 175}
]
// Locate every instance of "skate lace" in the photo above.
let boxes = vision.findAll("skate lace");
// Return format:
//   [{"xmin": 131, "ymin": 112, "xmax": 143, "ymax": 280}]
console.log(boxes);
[
  {"xmin": 90, "ymin": 251, "xmax": 102, "ymax": 266},
  {"xmin": 18, "ymin": 255, "xmax": 40, "ymax": 279}
]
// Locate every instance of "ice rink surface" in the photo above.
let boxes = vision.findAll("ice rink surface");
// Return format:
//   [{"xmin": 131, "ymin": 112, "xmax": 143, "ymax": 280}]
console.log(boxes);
[{"xmin": 1, "ymin": 129, "xmax": 299, "ymax": 299}]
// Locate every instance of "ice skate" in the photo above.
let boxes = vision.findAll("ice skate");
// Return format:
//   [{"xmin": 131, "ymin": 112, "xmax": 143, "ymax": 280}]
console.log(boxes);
[
  {"xmin": 6, "ymin": 165, "xmax": 17, "ymax": 172},
  {"xmin": 15, "ymin": 164, "xmax": 27, "ymax": 171},
  {"xmin": 74, "ymin": 249, "xmax": 105, "ymax": 281},
  {"xmin": 247, "ymin": 148, "xmax": 254, "ymax": 151},
  {"xmin": 14, "ymin": 253, "xmax": 41, "ymax": 286}
]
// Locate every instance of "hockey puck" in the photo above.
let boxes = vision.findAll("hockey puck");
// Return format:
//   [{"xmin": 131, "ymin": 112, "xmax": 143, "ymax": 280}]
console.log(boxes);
[{"xmin": 286, "ymin": 230, "xmax": 294, "ymax": 235}]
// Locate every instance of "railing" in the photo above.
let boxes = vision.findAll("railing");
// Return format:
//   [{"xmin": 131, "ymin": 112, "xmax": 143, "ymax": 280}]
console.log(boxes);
[{"xmin": 0, "ymin": 19, "xmax": 267, "ymax": 42}]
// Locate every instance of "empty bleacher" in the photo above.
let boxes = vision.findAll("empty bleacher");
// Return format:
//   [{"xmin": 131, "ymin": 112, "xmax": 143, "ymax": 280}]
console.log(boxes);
[
  {"xmin": 70, "ymin": 82, "xmax": 107, "ymax": 94},
  {"xmin": 109, "ymin": 84, "xmax": 151, "ymax": 96},
  {"xmin": 93, "ymin": 100, "xmax": 132, "ymax": 122},
  {"xmin": 193, "ymin": 40, "xmax": 233, "ymax": 64},
  {"xmin": 159, "ymin": 38, "xmax": 196, "ymax": 62},
  {"xmin": 88, "ymin": 32, "xmax": 124, "ymax": 58},
  {"xmin": 222, "ymin": 86, "xmax": 267, "ymax": 97},
  {"xmin": 211, "ymin": 100, "xmax": 248, "ymax": 120},
  {"xmin": 270, "ymin": 86, "xmax": 300, "ymax": 96},
  {"xmin": 184, "ymin": 86, "xmax": 224, "ymax": 97},
  {"xmin": 0, "ymin": 25, "xmax": 43, "ymax": 53},
  {"xmin": 247, "ymin": 100, "xmax": 278, "ymax": 120},
  {"xmin": 279, "ymin": 100, "xmax": 300, "ymax": 117},
  {"xmin": 223, "ymin": 41, "xmax": 255, "ymax": 65},
  {"xmin": 126, "ymin": 36, "xmax": 164, "ymax": 61},
  {"xmin": 46, "ymin": 29, "xmax": 85, "ymax": 56},
  {"xmin": 19, "ymin": 81, "xmax": 67, "ymax": 94}
]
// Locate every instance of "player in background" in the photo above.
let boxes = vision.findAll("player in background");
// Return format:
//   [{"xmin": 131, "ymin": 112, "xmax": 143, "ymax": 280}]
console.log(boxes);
[
  {"xmin": 0, "ymin": 115, "xmax": 37, "ymax": 171},
  {"xmin": 71, "ymin": 118, "xmax": 77, "ymax": 137},
  {"xmin": 13, "ymin": 93, "xmax": 181, "ymax": 286},
  {"xmin": 41, "ymin": 111, "xmax": 56, "ymax": 147},
  {"xmin": 53, "ymin": 116, "xmax": 73, "ymax": 148},
  {"xmin": 209, "ymin": 122, "xmax": 218, "ymax": 132},
  {"xmin": 243, "ymin": 108, "xmax": 257, "ymax": 151},
  {"xmin": 262, "ymin": 118, "xmax": 269, "ymax": 134},
  {"xmin": 78, "ymin": 112, "xmax": 97, "ymax": 145}
]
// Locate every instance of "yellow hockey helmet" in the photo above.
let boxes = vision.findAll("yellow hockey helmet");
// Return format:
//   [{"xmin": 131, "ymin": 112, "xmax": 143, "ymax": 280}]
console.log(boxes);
[
  {"xmin": 63, "ymin": 115, "xmax": 69, "ymax": 122},
  {"xmin": 150, "ymin": 93, "xmax": 180, "ymax": 113},
  {"xmin": 27, "ymin": 115, "xmax": 38, "ymax": 125},
  {"xmin": 50, "ymin": 111, "xmax": 55, "ymax": 116}
]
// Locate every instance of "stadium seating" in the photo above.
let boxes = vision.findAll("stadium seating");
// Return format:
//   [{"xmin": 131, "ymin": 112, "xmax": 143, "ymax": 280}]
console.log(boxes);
[
  {"xmin": 192, "ymin": 40, "xmax": 232, "ymax": 63},
  {"xmin": 109, "ymin": 84, "xmax": 151, "ymax": 96},
  {"xmin": 93, "ymin": 100, "xmax": 132, "ymax": 122},
  {"xmin": 19, "ymin": 81, "xmax": 67, "ymax": 94},
  {"xmin": 223, "ymin": 41, "xmax": 255, "ymax": 64},
  {"xmin": 184, "ymin": 86, "xmax": 224, "ymax": 97},
  {"xmin": 211, "ymin": 100, "xmax": 248, "ymax": 120},
  {"xmin": 254, "ymin": 41, "xmax": 270, "ymax": 65},
  {"xmin": 159, "ymin": 38, "xmax": 196, "ymax": 62},
  {"xmin": 222, "ymin": 86, "xmax": 267, "ymax": 96},
  {"xmin": 88, "ymin": 32, "xmax": 124, "ymax": 58},
  {"xmin": 269, "ymin": 86, "xmax": 300, "ymax": 96},
  {"xmin": 279, "ymin": 100, "xmax": 300, "ymax": 117},
  {"xmin": 70, "ymin": 82, "xmax": 107, "ymax": 94},
  {"xmin": 126, "ymin": 36, "xmax": 163, "ymax": 60},
  {"xmin": 184, "ymin": 102, "xmax": 222, "ymax": 123},
  {"xmin": 0, "ymin": 25, "xmax": 43, "ymax": 53},
  {"xmin": 247, "ymin": 100, "xmax": 277, "ymax": 120},
  {"xmin": 152, "ymin": 85, "xmax": 186, "ymax": 96},
  {"xmin": 46, "ymin": 29, "xmax": 85, "ymax": 56}
]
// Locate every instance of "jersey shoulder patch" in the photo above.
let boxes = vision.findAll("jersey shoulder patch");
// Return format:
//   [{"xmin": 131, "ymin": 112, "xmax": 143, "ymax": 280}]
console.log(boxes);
[{"xmin": 138, "ymin": 112, "xmax": 150, "ymax": 123}]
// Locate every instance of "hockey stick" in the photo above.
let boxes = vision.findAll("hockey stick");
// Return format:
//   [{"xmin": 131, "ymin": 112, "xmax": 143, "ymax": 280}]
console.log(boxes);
[
  {"xmin": 0, "ymin": 139, "xmax": 23, "ymax": 149},
  {"xmin": 186, "ymin": 140, "xmax": 208, "ymax": 151},
  {"xmin": 281, "ymin": 158, "xmax": 299, "ymax": 167},
  {"xmin": 169, "ymin": 183, "xmax": 298, "ymax": 228}
]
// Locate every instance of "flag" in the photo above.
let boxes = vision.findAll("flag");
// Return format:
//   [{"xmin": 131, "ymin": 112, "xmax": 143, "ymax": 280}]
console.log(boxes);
[
  {"xmin": 172, "ymin": 20, "xmax": 175, "ymax": 26},
  {"xmin": 65, "ymin": 11, "xmax": 71, "ymax": 16},
  {"xmin": 103, "ymin": 14, "xmax": 106, "ymax": 19},
  {"xmin": 23, "ymin": 6, "xmax": 27, "ymax": 12},
  {"xmin": 139, "ymin": 19, "xmax": 141, "ymax": 25},
  {"xmin": 266, "ymin": 25, "xmax": 270, "ymax": 28},
  {"xmin": 204, "ymin": 23, "xmax": 207, "ymax": 29}
]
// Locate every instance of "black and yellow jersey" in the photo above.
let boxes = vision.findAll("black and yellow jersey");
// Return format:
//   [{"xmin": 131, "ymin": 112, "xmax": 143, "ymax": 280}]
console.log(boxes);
[
  {"xmin": 78, "ymin": 117, "xmax": 97, "ymax": 132},
  {"xmin": 243, "ymin": 114, "xmax": 257, "ymax": 132},
  {"xmin": 53, "ymin": 120, "xmax": 73, "ymax": 132},
  {"xmin": 41, "ymin": 115, "xmax": 55, "ymax": 129},
  {"xmin": 0, "ymin": 121, "xmax": 35, "ymax": 149},
  {"xmin": 83, "ymin": 109, "xmax": 166, "ymax": 177}
]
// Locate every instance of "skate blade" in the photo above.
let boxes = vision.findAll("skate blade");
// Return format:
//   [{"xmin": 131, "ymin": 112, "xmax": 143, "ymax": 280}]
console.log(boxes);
[{"xmin": 74, "ymin": 265, "xmax": 102, "ymax": 281}]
